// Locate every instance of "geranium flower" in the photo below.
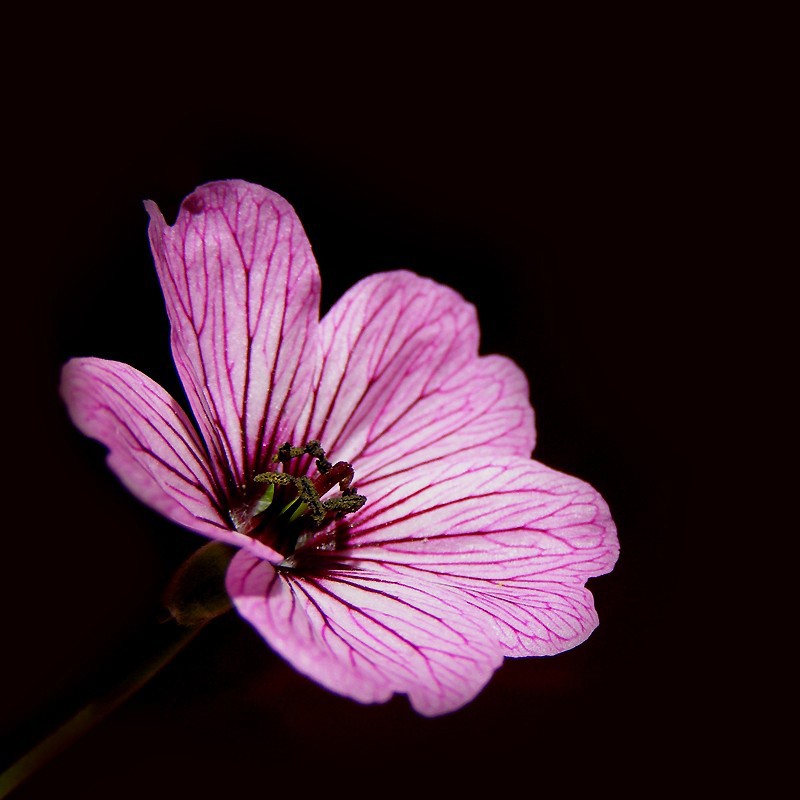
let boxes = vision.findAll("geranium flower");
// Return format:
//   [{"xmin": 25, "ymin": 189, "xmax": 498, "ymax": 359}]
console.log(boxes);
[{"xmin": 60, "ymin": 180, "xmax": 618, "ymax": 716}]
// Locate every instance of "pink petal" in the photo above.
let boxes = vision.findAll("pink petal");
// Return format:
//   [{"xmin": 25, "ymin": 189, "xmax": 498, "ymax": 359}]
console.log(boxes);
[
  {"xmin": 348, "ymin": 457, "xmax": 617, "ymax": 577},
  {"xmin": 340, "ymin": 456, "xmax": 619, "ymax": 655},
  {"xmin": 227, "ymin": 551, "xmax": 503, "ymax": 716},
  {"xmin": 146, "ymin": 180, "xmax": 321, "ymax": 490},
  {"xmin": 450, "ymin": 580, "xmax": 605, "ymax": 657},
  {"xmin": 60, "ymin": 357, "xmax": 279, "ymax": 561},
  {"xmin": 294, "ymin": 271, "xmax": 535, "ymax": 484}
]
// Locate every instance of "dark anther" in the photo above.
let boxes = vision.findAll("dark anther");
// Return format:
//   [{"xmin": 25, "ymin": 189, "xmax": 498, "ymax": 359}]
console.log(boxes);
[
  {"xmin": 316, "ymin": 456, "xmax": 332, "ymax": 473},
  {"xmin": 296, "ymin": 476, "xmax": 327, "ymax": 524},
  {"xmin": 303, "ymin": 440, "xmax": 332, "ymax": 473},
  {"xmin": 254, "ymin": 471, "xmax": 295, "ymax": 486},
  {"xmin": 274, "ymin": 442, "xmax": 307, "ymax": 462},
  {"xmin": 322, "ymin": 493, "xmax": 367, "ymax": 516},
  {"xmin": 274, "ymin": 440, "xmax": 333, "ymax": 473}
]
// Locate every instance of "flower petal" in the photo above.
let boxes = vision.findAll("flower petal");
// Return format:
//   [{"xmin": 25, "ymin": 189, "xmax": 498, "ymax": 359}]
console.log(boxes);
[
  {"xmin": 227, "ymin": 551, "xmax": 503, "ymax": 716},
  {"xmin": 348, "ymin": 457, "xmax": 617, "ymax": 578},
  {"xmin": 60, "ymin": 357, "xmax": 280, "ymax": 560},
  {"xmin": 339, "ymin": 456, "xmax": 618, "ymax": 655},
  {"xmin": 448, "ymin": 580, "xmax": 604, "ymax": 657},
  {"xmin": 295, "ymin": 271, "xmax": 535, "ymax": 483},
  {"xmin": 146, "ymin": 180, "xmax": 321, "ymax": 491}
]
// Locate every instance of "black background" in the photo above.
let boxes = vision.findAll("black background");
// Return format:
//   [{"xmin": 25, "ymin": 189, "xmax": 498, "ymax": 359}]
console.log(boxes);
[{"xmin": 3, "ymin": 29, "xmax": 717, "ymax": 799}]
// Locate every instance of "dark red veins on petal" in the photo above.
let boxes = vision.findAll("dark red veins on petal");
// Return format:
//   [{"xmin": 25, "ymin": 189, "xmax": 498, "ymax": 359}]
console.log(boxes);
[{"xmin": 147, "ymin": 182, "xmax": 321, "ymax": 508}]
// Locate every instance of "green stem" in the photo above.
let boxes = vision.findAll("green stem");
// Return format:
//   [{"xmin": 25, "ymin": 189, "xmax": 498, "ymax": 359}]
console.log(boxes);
[{"xmin": 0, "ymin": 619, "xmax": 205, "ymax": 798}]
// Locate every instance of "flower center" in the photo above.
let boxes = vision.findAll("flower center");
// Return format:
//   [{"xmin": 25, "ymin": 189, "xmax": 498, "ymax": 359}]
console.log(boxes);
[{"xmin": 230, "ymin": 441, "xmax": 366, "ymax": 563}]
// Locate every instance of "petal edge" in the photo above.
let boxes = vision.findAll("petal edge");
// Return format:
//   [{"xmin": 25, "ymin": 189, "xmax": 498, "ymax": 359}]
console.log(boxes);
[{"xmin": 227, "ymin": 551, "xmax": 503, "ymax": 716}]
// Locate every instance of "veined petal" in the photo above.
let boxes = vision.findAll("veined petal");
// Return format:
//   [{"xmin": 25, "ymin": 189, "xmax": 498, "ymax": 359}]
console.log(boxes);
[
  {"xmin": 227, "ymin": 551, "xmax": 503, "ymax": 716},
  {"xmin": 338, "ymin": 456, "xmax": 618, "ymax": 655},
  {"xmin": 60, "ymin": 358, "xmax": 279, "ymax": 560},
  {"xmin": 146, "ymin": 180, "xmax": 321, "ymax": 491},
  {"xmin": 346, "ymin": 457, "xmax": 618, "ymax": 582},
  {"xmin": 453, "ymin": 580, "xmax": 604, "ymax": 657},
  {"xmin": 362, "ymin": 564, "xmax": 607, "ymax": 657},
  {"xmin": 295, "ymin": 271, "xmax": 535, "ymax": 483}
]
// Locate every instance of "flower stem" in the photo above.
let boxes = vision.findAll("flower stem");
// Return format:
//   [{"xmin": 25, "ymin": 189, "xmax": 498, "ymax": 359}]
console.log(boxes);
[{"xmin": 0, "ymin": 619, "xmax": 205, "ymax": 798}]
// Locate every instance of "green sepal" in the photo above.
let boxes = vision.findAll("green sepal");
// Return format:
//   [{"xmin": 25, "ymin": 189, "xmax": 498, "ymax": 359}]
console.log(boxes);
[{"xmin": 163, "ymin": 541, "xmax": 236, "ymax": 627}]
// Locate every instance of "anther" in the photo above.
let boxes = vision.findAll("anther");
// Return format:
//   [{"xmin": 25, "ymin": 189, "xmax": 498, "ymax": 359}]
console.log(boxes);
[
  {"xmin": 254, "ymin": 471, "xmax": 296, "ymax": 487},
  {"xmin": 296, "ymin": 476, "xmax": 327, "ymax": 524},
  {"xmin": 274, "ymin": 442, "xmax": 307, "ymax": 463},
  {"xmin": 322, "ymin": 493, "xmax": 367, "ymax": 516},
  {"xmin": 303, "ymin": 440, "xmax": 332, "ymax": 473},
  {"xmin": 254, "ymin": 441, "xmax": 367, "ymax": 530}
]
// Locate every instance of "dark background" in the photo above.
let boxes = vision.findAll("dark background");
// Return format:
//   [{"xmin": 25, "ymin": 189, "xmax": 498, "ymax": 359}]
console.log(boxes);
[{"xmin": 3, "ymin": 31, "xmax": 718, "ymax": 798}]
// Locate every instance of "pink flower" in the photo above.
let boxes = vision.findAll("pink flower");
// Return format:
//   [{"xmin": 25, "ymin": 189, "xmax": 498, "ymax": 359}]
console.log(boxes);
[{"xmin": 61, "ymin": 180, "xmax": 618, "ymax": 716}]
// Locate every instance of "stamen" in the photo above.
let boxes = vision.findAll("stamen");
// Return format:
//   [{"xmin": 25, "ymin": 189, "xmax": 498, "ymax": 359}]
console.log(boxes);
[
  {"xmin": 322, "ymin": 492, "xmax": 366, "ymax": 516},
  {"xmin": 303, "ymin": 440, "xmax": 333, "ymax": 474},
  {"xmin": 296, "ymin": 476, "xmax": 327, "ymax": 524},
  {"xmin": 256, "ymin": 444, "xmax": 366, "ymax": 522},
  {"xmin": 272, "ymin": 440, "xmax": 332, "ymax": 474},
  {"xmin": 273, "ymin": 442, "xmax": 307, "ymax": 462},
  {"xmin": 253, "ymin": 471, "xmax": 296, "ymax": 487}
]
